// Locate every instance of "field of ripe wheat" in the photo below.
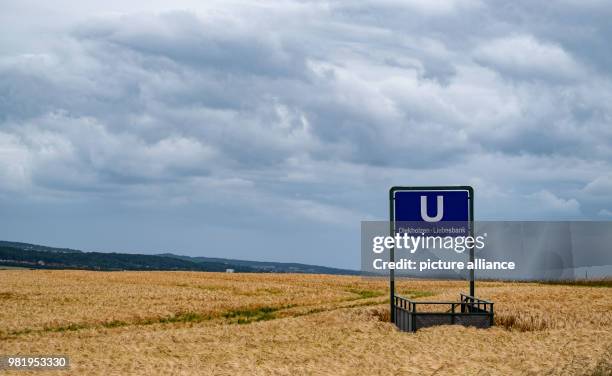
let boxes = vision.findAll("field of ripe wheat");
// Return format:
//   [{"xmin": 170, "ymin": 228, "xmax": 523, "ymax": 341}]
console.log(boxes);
[{"xmin": 1, "ymin": 270, "xmax": 611, "ymax": 375}]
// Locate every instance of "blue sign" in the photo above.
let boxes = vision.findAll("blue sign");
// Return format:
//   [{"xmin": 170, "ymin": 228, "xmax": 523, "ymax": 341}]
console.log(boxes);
[{"xmin": 391, "ymin": 187, "xmax": 472, "ymax": 236}]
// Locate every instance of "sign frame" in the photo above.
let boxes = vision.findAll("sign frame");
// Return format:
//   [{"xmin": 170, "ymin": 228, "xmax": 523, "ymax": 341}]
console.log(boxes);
[{"xmin": 389, "ymin": 186, "xmax": 474, "ymax": 324}]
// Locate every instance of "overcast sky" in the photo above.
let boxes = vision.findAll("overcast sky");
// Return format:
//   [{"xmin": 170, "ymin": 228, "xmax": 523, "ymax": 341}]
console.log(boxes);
[{"xmin": 1, "ymin": 0, "xmax": 611, "ymax": 268}]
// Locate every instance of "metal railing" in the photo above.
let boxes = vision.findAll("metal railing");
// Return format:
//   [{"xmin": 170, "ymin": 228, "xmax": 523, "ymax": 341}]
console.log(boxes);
[{"xmin": 394, "ymin": 294, "xmax": 494, "ymax": 332}]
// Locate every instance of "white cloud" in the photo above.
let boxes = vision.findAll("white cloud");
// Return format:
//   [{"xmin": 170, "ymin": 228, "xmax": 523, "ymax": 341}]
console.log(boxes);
[
  {"xmin": 584, "ymin": 175, "xmax": 612, "ymax": 196},
  {"xmin": 528, "ymin": 190, "xmax": 581, "ymax": 216},
  {"xmin": 474, "ymin": 34, "xmax": 582, "ymax": 80},
  {"xmin": 598, "ymin": 209, "xmax": 612, "ymax": 217}
]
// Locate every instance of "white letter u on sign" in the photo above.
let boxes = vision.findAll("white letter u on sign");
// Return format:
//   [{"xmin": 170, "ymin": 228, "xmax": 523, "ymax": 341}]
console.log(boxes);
[{"xmin": 420, "ymin": 195, "xmax": 443, "ymax": 222}]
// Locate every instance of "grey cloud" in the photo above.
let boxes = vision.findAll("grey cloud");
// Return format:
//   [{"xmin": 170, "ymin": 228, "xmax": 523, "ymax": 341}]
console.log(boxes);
[
  {"xmin": 1, "ymin": 0, "xmax": 612, "ymax": 245},
  {"xmin": 73, "ymin": 11, "xmax": 310, "ymax": 79}
]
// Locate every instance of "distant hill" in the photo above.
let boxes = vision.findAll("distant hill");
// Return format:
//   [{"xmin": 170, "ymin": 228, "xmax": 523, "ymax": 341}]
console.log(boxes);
[
  {"xmin": 0, "ymin": 246, "xmax": 252, "ymax": 272},
  {"xmin": 0, "ymin": 241, "xmax": 360, "ymax": 275},
  {"xmin": 158, "ymin": 253, "xmax": 361, "ymax": 275},
  {"xmin": 0, "ymin": 240, "xmax": 82, "ymax": 253}
]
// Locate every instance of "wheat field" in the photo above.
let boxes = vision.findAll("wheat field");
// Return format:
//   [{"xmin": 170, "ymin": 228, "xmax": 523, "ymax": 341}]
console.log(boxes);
[{"xmin": 1, "ymin": 270, "xmax": 611, "ymax": 375}]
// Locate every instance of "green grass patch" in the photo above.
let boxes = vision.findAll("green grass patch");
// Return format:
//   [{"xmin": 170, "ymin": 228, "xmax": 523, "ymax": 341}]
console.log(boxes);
[
  {"xmin": 346, "ymin": 289, "xmax": 385, "ymax": 300},
  {"xmin": 168, "ymin": 311, "xmax": 209, "ymax": 323},
  {"xmin": 145, "ymin": 311, "xmax": 210, "ymax": 325},
  {"xmin": 222, "ymin": 306, "xmax": 279, "ymax": 324},
  {"xmin": 1, "ymin": 311, "xmax": 212, "ymax": 339},
  {"xmin": 44, "ymin": 323, "xmax": 89, "ymax": 333},
  {"xmin": 102, "ymin": 320, "xmax": 129, "ymax": 328},
  {"xmin": 2, "ymin": 328, "xmax": 33, "ymax": 338},
  {"xmin": 104, "ymin": 312, "xmax": 210, "ymax": 328}
]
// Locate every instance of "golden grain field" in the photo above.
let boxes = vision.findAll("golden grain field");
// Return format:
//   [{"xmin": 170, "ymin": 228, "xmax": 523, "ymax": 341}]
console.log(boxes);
[{"xmin": 1, "ymin": 270, "xmax": 611, "ymax": 375}]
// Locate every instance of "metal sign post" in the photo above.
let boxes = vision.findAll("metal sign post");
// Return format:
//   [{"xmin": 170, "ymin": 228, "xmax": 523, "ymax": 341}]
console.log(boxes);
[
  {"xmin": 388, "ymin": 191, "xmax": 395, "ymax": 323},
  {"xmin": 389, "ymin": 186, "xmax": 474, "ymax": 324},
  {"xmin": 469, "ymin": 190, "xmax": 474, "ymax": 296}
]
